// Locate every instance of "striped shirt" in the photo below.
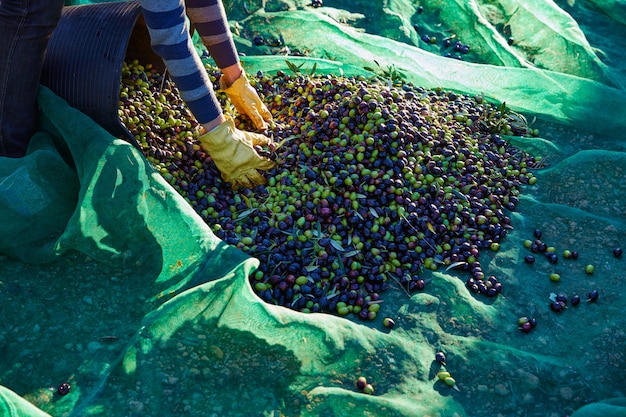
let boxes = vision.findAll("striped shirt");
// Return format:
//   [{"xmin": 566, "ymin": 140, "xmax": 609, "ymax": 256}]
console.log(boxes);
[{"xmin": 140, "ymin": 0, "xmax": 239, "ymax": 124}]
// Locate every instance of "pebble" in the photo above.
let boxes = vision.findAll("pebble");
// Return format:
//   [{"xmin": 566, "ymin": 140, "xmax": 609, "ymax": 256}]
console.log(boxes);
[
  {"xmin": 128, "ymin": 400, "xmax": 144, "ymax": 413},
  {"xmin": 494, "ymin": 383, "xmax": 509, "ymax": 395},
  {"xmin": 87, "ymin": 341, "xmax": 101, "ymax": 352}
]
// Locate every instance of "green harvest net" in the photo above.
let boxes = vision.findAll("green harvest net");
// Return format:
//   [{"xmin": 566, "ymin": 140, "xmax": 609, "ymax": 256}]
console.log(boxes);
[{"xmin": 1, "ymin": 1, "xmax": 626, "ymax": 416}]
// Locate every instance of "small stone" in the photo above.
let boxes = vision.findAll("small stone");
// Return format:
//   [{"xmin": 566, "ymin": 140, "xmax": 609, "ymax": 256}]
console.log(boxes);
[
  {"xmin": 129, "ymin": 400, "xmax": 144, "ymax": 413},
  {"xmin": 494, "ymin": 383, "xmax": 509, "ymax": 395}
]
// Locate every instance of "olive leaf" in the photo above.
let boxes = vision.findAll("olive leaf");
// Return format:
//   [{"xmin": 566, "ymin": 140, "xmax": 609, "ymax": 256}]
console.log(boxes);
[
  {"xmin": 446, "ymin": 261, "xmax": 467, "ymax": 271},
  {"xmin": 364, "ymin": 60, "xmax": 406, "ymax": 85},
  {"xmin": 330, "ymin": 240, "xmax": 345, "ymax": 252},
  {"xmin": 285, "ymin": 59, "xmax": 317, "ymax": 75},
  {"xmin": 235, "ymin": 208, "xmax": 257, "ymax": 221}
]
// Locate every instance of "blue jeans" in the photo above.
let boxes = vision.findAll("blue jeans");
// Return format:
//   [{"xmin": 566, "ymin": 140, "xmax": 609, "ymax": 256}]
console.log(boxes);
[{"xmin": 0, "ymin": 0, "xmax": 64, "ymax": 157}]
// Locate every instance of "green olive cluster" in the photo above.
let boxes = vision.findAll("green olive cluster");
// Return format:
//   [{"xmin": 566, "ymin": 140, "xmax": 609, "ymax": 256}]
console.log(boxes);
[{"xmin": 118, "ymin": 59, "xmax": 539, "ymax": 320}]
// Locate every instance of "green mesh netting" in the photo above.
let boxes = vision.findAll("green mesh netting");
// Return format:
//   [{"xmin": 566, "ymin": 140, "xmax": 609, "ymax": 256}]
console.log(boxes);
[{"xmin": 1, "ymin": 1, "xmax": 626, "ymax": 416}]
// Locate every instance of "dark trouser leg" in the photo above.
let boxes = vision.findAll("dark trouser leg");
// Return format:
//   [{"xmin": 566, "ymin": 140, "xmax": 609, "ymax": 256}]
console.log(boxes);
[{"xmin": 0, "ymin": 0, "xmax": 64, "ymax": 157}]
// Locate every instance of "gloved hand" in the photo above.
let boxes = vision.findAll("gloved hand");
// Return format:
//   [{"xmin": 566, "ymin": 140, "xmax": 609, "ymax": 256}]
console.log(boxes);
[
  {"xmin": 220, "ymin": 71, "xmax": 273, "ymax": 130},
  {"xmin": 198, "ymin": 116, "xmax": 276, "ymax": 189}
]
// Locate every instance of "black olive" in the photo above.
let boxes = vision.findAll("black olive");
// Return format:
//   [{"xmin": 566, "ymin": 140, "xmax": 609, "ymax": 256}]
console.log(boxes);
[
  {"xmin": 614, "ymin": 247, "xmax": 623, "ymax": 258},
  {"xmin": 57, "ymin": 383, "xmax": 71, "ymax": 396},
  {"xmin": 587, "ymin": 290, "xmax": 599, "ymax": 302},
  {"xmin": 571, "ymin": 295, "xmax": 581, "ymax": 306},
  {"xmin": 550, "ymin": 301, "xmax": 565, "ymax": 312},
  {"xmin": 524, "ymin": 255, "xmax": 535, "ymax": 264},
  {"xmin": 533, "ymin": 229, "xmax": 542, "ymax": 238},
  {"xmin": 546, "ymin": 252, "xmax": 558, "ymax": 264},
  {"xmin": 435, "ymin": 351, "xmax": 446, "ymax": 366}
]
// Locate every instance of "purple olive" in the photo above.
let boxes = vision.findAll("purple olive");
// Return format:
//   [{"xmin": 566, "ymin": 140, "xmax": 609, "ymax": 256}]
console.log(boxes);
[{"xmin": 519, "ymin": 322, "xmax": 532, "ymax": 333}]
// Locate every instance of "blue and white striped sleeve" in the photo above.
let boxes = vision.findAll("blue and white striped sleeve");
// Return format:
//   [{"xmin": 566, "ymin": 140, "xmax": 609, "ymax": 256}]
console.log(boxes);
[
  {"xmin": 140, "ymin": 0, "xmax": 221, "ymax": 124},
  {"xmin": 185, "ymin": 0, "xmax": 239, "ymax": 70}
]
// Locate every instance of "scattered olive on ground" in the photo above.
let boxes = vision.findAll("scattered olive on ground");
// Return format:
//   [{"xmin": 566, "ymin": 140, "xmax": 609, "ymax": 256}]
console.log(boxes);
[
  {"xmin": 587, "ymin": 290, "xmax": 599, "ymax": 302},
  {"xmin": 435, "ymin": 351, "xmax": 446, "ymax": 366},
  {"xmin": 57, "ymin": 383, "xmax": 71, "ymax": 396},
  {"xmin": 355, "ymin": 376, "xmax": 367, "ymax": 390},
  {"xmin": 382, "ymin": 317, "xmax": 396, "ymax": 328},
  {"xmin": 517, "ymin": 316, "xmax": 537, "ymax": 333}
]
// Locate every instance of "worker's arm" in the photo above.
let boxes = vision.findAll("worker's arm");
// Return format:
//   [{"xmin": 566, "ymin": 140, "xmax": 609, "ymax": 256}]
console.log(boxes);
[
  {"xmin": 139, "ymin": 0, "xmax": 276, "ymax": 188},
  {"xmin": 186, "ymin": 0, "xmax": 273, "ymax": 130},
  {"xmin": 139, "ymin": 0, "xmax": 221, "ymax": 126}
]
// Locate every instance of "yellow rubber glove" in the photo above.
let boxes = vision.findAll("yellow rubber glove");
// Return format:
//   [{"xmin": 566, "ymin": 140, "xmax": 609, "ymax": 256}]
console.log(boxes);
[
  {"xmin": 198, "ymin": 116, "xmax": 276, "ymax": 189},
  {"xmin": 220, "ymin": 71, "xmax": 273, "ymax": 130}
]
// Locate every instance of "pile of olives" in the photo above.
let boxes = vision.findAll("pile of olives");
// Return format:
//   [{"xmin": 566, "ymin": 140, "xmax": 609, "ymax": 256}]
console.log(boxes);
[{"xmin": 118, "ymin": 59, "xmax": 539, "ymax": 319}]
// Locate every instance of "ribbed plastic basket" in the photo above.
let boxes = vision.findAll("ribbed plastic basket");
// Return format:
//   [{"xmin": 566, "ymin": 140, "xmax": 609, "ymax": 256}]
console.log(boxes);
[{"xmin": 40, "ymin": 1, "xmax": 164, "ymax": 147}]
